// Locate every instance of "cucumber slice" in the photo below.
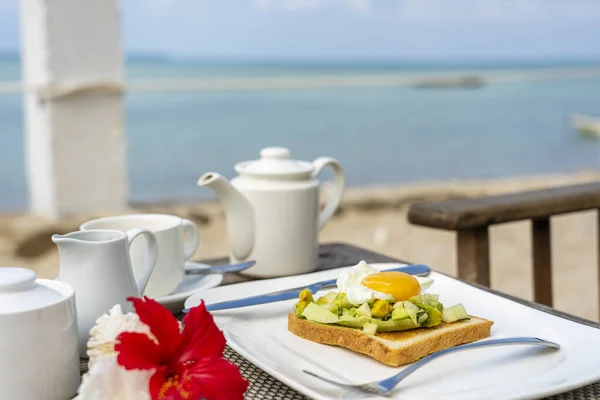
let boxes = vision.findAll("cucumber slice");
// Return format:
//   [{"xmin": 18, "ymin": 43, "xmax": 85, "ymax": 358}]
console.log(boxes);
[
  {"xmin": 356, "ymin": 303, "xmax": 372, "ymax": 318},
  {"xmin": 410, "ymin": 293, "xmax": 440, "ymax": 307},
  {"xmin": 374, "ymin": 318, "xmax": 419, "ymax": 332},
  {"xmin": 334, "ymin": 293, "xmax": 352, "ymax": 309},
  {"xmin": 363, "ymin": 322, "xmax": 378, "ymax": 335},
  {"xmin": 301, "ymin": 303, "xmax": 339, "ymax": 324},
  {"xmin": 320, "ymin": 303, "xmax": 337, "ymax": 313},
  {"xmin": 392, "ymin": 301, "xmax": 404, "ymax": 309},
  {"xmin": 425, "ymin": 294, "xmax": 439, "ymax": 306},
  {"xmin": 409, "ymin": 294, "xmax": 424, "ymax": 304},
  {"xmin": 336, "ymin": 316, "xmax": 370, "ymax": 328},
  {"xmin": 391, "ymin": 305, "xmax": 410, "ymax": 320},
  {"xmin": 323, "ymin": 291, "xmax": 339, "ymax": 304},
  {"xmin": 442, "ymin": 304, "xmax": 470, "ymax": 323},
  {"xmin": 417, "ymin": 312, "xmax": 429, "ymax": 325},
  {"xmin": 402, "ymin": 301, "xmax": 420, "ymax": 325}
]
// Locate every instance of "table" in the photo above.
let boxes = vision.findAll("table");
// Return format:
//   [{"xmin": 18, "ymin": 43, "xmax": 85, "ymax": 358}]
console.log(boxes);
[{"xmin": 81, "ymin": 243, "xmax": 600, "ymax": 399}]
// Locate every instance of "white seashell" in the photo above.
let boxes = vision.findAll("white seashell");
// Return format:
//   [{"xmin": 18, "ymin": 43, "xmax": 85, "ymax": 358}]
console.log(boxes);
[{"xmin": 86, "ymin": 305, "xmax": 153, "ymax": 370}]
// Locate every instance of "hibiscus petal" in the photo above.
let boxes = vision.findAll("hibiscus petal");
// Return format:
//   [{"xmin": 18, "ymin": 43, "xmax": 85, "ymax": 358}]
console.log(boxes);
[
  {"xmin": 128, "ymin": 296, "xmax": 181, "ymax": 357},
  {"xmin": 186, "ymin": 357, "xmax": 249, "ymax": 400},
  {"xmin": 149, "ymin": 369, "xmax": 170, "ymax": 399},
  {"xmin": 115, "ymin": 332, "xmax": 162, "ymax": 371},
  {"xmin": 176, "ymin": 301, "xmax": 226, "ymax": 363}
]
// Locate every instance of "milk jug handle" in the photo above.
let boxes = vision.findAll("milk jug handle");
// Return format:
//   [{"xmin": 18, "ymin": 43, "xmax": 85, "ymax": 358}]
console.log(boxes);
[
  {"xmin": 126, "ymin": 228, "xmax": 158, "ymax": 296},
  {"xmin": 312, "ymin": 157, "xmax": 345, "ymax": 231}
]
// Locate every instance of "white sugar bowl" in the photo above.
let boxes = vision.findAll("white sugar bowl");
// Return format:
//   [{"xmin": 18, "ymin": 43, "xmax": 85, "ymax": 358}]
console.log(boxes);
[{"xmin": 0, "ymin": 267, "xmax": 81, "ymax": 400}]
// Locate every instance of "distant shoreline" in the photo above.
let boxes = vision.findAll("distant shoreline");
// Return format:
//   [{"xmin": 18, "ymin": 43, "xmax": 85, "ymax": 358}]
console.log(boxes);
[
  {"xmin": 2, "ymin": 50, "xmax": 600, "ymax": 68},
  {"xmin": 2, "ymin": 65, "xmax": 600, "ymax": 94}
]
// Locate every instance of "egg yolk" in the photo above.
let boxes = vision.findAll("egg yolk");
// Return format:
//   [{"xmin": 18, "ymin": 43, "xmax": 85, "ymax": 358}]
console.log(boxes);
[{"xmin": 361, "ymin": 272, "xmax": 420, "ymax": 301}]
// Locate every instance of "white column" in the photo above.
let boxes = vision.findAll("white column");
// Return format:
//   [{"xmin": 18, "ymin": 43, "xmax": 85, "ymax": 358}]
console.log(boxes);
[{"xmin": 19, "ymin": 0, "xmax": 128, "ymax": 219}]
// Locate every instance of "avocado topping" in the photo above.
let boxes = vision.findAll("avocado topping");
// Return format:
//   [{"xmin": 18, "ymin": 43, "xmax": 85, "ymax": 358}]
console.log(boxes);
[{"xmin": 294, "ymin": 289, "xmax": 470, "ymax": 333}]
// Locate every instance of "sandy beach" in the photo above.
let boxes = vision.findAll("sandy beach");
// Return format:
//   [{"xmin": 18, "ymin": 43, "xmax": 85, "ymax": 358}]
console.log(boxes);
[{"xmin": 1, "ymin": 170, "xmax": 599, "ymax": 322}]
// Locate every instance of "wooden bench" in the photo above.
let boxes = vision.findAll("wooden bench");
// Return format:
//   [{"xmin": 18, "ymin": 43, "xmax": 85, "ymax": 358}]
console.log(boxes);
[{"xmin": 408, "ymin": 181, "xmax": 600, "ymax": 316}]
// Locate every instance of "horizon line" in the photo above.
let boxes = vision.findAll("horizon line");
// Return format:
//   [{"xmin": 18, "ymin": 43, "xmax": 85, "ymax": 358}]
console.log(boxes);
[{"xmin": 1, "ymin": 49, "xmax": 600, "ymax": 66}]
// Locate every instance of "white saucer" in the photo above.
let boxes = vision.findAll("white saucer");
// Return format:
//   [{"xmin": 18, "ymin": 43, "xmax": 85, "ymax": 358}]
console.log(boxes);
[{"xmin": 154, "ymin": 262, "xmax": 223, "ymax": 310}]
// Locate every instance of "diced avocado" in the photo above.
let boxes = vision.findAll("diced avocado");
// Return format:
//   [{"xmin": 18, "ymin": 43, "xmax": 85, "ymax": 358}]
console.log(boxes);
[
  {"xmin": 356, "ymin": 303, "xmax": 372, "ymax": 318},
  {"xmin": 301, "ymin": 303, "xmax": 339, "ymax": 324},
  {"xmin": 435, "ymin": 302, "xmax": 444, "ymax": 312},
  {"xmin": 293, "ymin": 301, "xmax": 309, "ymax": 318},
  {"xmin": 402, "ymin": 301, "xmax": 420, "ymax": 325},
  {"xmin": 363, "ymin": 322, "xmax": 378, "ymax": 335},
  {"xmin": 419, "ymin": 304, "xmax": 442, "ymax": 327},
  {"xmin": 374, "ymin": 318, "xmax": 419, "ymax": 332},
  {"xmin": 391, "ymin": 305, "xmax": 410, "ymax": 321},
  {"xmin": 347, "ymin": 307, "xmax": 358, "ymax": 317},
  {"xmin": 298, "ymin": 289, "xmax": 314, "ymax": 303},
  {"xmin": 370, "ymin": 299, "xmax": 392, "ymax": 318},
  {"xmin": 442, "ymin": 303, "xmax": 470, "ymax": 323}
]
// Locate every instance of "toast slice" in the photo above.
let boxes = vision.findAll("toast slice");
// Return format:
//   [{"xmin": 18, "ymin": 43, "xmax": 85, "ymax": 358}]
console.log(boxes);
[{"xmin": 288, "ymin": 313, "xmax": 493, "ymax": 366}]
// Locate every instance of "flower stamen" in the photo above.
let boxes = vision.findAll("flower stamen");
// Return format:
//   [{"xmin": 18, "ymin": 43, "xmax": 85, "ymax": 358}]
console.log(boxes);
[{"xmin": 158, "ymin": 372, "xmax": 193, "ymax": 400}]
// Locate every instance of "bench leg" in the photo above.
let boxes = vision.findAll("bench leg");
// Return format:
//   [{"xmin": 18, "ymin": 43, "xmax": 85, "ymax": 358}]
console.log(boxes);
[
  {"xmin": 532, "ymin": 218, "xmax": 553, "ymax": 307},
  {"xmin": 457, "ymin": 227, "xmax": 490, "ymax": 287}
]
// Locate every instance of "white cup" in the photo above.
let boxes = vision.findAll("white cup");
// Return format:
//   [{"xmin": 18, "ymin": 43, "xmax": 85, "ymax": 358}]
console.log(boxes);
[{"xmin": 80, "ymin": 214, "xmax": 200, "ymax": 298}]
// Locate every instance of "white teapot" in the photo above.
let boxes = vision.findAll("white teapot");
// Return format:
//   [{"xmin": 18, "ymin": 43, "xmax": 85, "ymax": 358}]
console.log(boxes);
[{"xmin": 198, "ymin": 147, "xmax": 344, "ymax": 277}]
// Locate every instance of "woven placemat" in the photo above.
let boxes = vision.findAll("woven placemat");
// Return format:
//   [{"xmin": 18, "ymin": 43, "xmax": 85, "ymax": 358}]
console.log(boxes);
[
  {"xmin": 80, "ymin": 349, "xmax": 600, "ymax": 399},
  {"xmin": 222, "ymin": 346, "xmax": 600, "ymax": 400}
]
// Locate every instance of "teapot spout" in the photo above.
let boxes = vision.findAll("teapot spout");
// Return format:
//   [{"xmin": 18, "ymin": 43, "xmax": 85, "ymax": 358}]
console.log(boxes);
[{"xmin": 198, "ymin": 172, "xmax": 255, "ymax": 260}]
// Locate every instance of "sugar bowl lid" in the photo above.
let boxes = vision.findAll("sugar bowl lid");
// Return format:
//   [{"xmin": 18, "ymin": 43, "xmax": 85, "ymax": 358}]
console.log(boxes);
[
  {"xmin": 0, "ymin": 267, "xmax": 66, "ymax": 314},
  {"xmin": 234, "ymin": 147, "xmax": 315, "ymax": 179}
]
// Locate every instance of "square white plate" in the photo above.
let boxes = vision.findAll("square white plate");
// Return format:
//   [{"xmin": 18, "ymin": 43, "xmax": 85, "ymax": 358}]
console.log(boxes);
[{"xmin": 184, "ymin": 263, "xmax": 600, "ymax": 400}]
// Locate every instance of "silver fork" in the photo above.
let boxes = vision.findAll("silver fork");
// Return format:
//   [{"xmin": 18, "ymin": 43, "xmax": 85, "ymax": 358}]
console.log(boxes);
[{"xmin": 303, "ymin": 337, "xmax": 560, "ymax": 396}]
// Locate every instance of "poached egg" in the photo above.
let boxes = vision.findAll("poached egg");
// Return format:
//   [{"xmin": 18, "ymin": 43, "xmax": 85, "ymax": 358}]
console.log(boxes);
[{"xmin": 336, "ymin": 260, "xmax": 433, "ymax": 305}]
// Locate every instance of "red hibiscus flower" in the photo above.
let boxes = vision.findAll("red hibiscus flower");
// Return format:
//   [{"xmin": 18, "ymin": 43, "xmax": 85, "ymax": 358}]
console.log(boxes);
[{"xmin": 115, "ymin": 297, "xmax": 248, "ymax": 400}]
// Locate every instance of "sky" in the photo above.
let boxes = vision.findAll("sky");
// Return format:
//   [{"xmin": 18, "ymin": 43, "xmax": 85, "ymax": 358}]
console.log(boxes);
[{"xmin": 0, "ymin": 0, "xmax": 599, "ymax": 61}]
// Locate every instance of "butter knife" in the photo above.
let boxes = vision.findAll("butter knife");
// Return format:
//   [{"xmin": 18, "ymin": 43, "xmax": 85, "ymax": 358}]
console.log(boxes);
[
  {"xmin": 183, "ymin": 264, "xmax": 430, "ymax": 313},
  {"xmin": 185, "ymin": 260, "xmax": 256, "ymax": 275}
]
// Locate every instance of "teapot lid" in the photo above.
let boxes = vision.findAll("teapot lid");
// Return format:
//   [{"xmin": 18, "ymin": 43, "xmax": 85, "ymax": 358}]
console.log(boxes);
[
  {"xmin": 235, "ymin": 147, "xmax": 314, "ymax": 179},
  {"xmin": 0, "ymin": 267, "xmax": 67, "ymax": 314}
]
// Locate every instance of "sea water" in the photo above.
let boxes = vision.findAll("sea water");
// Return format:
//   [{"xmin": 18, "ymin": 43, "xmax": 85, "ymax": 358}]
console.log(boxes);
[{"xmin": 0, "ymin": 59, "xmax": 599, "ymax": 211}]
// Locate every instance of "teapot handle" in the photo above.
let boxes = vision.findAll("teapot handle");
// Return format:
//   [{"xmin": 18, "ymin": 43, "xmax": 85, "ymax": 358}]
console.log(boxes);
[
  {"xmin": 312, "ymin": 157, "xmax": 345, "ymax": 231},
  {"xmin": 126, "ymin": 228, "xmax": 158, "ymax": 296}
]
